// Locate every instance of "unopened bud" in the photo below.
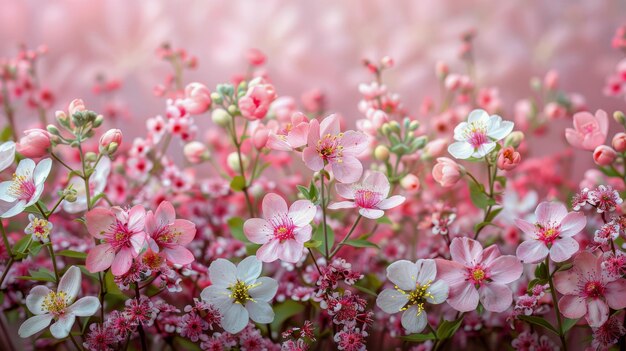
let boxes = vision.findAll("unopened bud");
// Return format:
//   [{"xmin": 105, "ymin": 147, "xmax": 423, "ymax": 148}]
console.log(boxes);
[
  {"xmin": 504, "ymin": 131, "xmax": 525, "ymax": 148},
  {"xmin": 374, "ymin": 145, "xmax": 390, "ymax": 161},
  {"xmin": 212, "ymin": 108, "xmax": 231, "ymax": 127},
  {"xmin": 227, "ymin": 152, "xmax": 249, "ymax": 173},
  {"xmin": 614, "ymin": 111, "xmax": 626, "ymax": 125},
  {"xmin": 63, "ymin": 188, "xmax": 78, "ymax": 202}
]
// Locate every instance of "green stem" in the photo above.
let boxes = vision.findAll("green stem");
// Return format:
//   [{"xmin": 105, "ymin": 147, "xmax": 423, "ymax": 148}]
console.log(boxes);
[
  {"xmin": 320, "ymin": 173, "xmax": 330, "ymax": 258},
  {"xmin": 134, "ymin": 284, "xmax": 148, "ymax": 351},
  {"xmin": 50, "ymin": 152, "xmax": 74, "ymax": 172},
  {"xmin": 546, "ymin": 257, "xmax": 568, "ymax": 351},
  {"xmin": 329, "ymin": 215, "xmax": 362, "ymax": 259},
  {"xmin": 68, "ymin": 333, "xmax": 83, "ymax": 351},
  {"xmin": 47, "ymin": 244, "xmax": 60, "ymax": 281},
  {"xmin": 0, "ymin": 222, "xmax": 13, "ymax": 260}
]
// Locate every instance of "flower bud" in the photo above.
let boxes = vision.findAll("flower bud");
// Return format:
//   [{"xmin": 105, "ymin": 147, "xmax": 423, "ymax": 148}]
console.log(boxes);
[
  {"xmin": 184, "ymin": 141, "xmax": 210, "ymax": 163},
  {"xmin": 496, "ymin": 147, "xmax": 521, "ymax": 171},
  {"xmin": 247, "ymin": 48, "xmax": 266, "ymax": 66},
  {"xmin": 593, "ymin": 145, "xmax": 617, "ymax": 166},
  {"xmin": 504, "ymin": 131, "xmax": 525, "ymax": 148},
  {"xmin": 99, "ymin": 129, "xmax": 122, "ymax": 150},
  {"xmin": 55, "ymin": 111, "xmax": 69, "ymax": 127},
  {"xmin": 93, "ymin": 114, "xmax": 104, "ymax": 128},
  {"xmin": 227, "ymin": 152, "xmax": 249, "ymax": 173},
  {"xmin": 16, "ymin": 129, "xmax": 51, "ymax": 158},
  {"xmin": 400, "ymin": 174, "xmax": 420, "ymax": 193},
  {"xmin": 614, "ymin": 111, "xmax": 626, "ymax": 125},
  {"xmin": 432, "ymin": 157, "xmax": 464, "ymax": 187},
  {"xmin": 612, "ymin": 133, "xmax": 626, "ymax": 152},
  {"xmin": 435, "ymin": 61, "xmax": 449, "ymax": 79},
  {"xmin": 63, "ymin": 187, "xmax": 78, "ymax": 202},
  {"xmin": 374, "ymin": 145, "xmax": 390, "ymax": 161},
  {"xmin": 183, "ymin": 82, "xmax": 212, "ymax": 115},
  {"xmin": 422, "ymin": 138, "xmax": 447, "ymax": 160},
  {"xmin": 46, "ymin": 124, "xmax": 60, "ymax": 136},
  {"xmin": 253, "ymin": 127, "xmax": 269, "ymax": 150},
  {"xmin": 211, "ymin": 108, "xmax": 231, "ymax": 127},
  {"xmin": 68, "ymin": 99, "xmax": 86, "ymax": 116},
  {"xmin": 210, "ymin": 92, "xmax": 223, "ymax": 104},
  {"xmin": 85, "ymin": 152, "xmax": 97, "ymax": 162}
]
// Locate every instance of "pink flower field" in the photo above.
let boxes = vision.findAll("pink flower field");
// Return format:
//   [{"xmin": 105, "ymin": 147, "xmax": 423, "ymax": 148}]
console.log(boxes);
[{"xmin": 2, "ymin": 1, "xmax": 626, "ymax": 350}]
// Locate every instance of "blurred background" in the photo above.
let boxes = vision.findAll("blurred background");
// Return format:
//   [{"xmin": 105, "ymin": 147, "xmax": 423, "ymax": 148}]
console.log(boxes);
[{"xmin": 1, "ymin": 0, "xmax": 625, "ymax": 178}]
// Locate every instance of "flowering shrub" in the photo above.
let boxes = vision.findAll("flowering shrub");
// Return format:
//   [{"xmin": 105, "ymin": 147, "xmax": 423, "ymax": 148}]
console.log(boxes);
[{"xmin": 3, "ymin": 26, "xmax": 626, "ymax": 351}]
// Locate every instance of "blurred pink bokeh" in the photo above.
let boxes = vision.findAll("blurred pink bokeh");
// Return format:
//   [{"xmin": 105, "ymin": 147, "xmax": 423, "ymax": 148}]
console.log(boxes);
[{"xmin": 1, "ymin": 0, "xmax": 625, "ymax": 177}]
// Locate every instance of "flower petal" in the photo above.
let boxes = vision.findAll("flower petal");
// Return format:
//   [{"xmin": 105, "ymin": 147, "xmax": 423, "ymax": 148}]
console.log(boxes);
[
  {"xmin": 111, "ymin": 247, "xmax": 134, "ymax": 276},
  {"xmin": 50, "ymin": 314, "xmax": 76, "ymax": 339},
  {"xmin": 377, "ymin": 195, "xmax": 406, "ymax": 210},
  {"xmin": 376, "ymin": 288, "xmax": 409, "ymax": 313},
  {"xmin": 331, "ymin": 155, "xmax": 363, "ymax": 184},
  {"xmin": 18, "ymin": 314, "xmax": 53, "ymax": 338},
  {"xmin": 559, "ymin": 212, "xmax": 586, "ymax": 237},
  {"xmin": 535, "ymin": 202, "xmax": 567, "ymax": 225},
  {"xmin": 86, "ymin": 208, "xmax": 116, "ymax": 239},
  {"xmin": 69, "ymin": 296, "xmax": 100, "ymax": 317},
  {"xmin": 386, "ymin": 260, "xmax": 418, "ymax": 291},
  {"xmin": 448, "ymin": 141, "xmax": 474, "ymax": 159},
  {"xmin": 243, "ymin": 218, "xmax": 272, "ymax": 244},
  {"xmin": 449, "ymin": 237, "xmax": 483, "ymax": 266},
  {"xmin": 401, "ymin": 306, "xmax": 427, "ymax": 334},
  {"xmin": 262, "ymin": 193, "xmax": 288, "ymax": 220},
  {"xmin": 288, "ymin": 200, "xmax": 316, "ymax": 227},
  {"xmin": 359, "ymin": 208, "xmax": 385, "ymax": 219},
  {"xmin": 221, "ymin": 303, "xmax": 249, "ymax": 334},
  {"xmin": 246, "ymin": 301, "xmax": 274, "ymax": 324},
  {"xmin": 549, "ymin": 237, "xmax": 579, "ymax": 263},
  {"xmin": 558, "ymin": 295, "xmax": 587, "ymax": 320},
  {"xmin": 208, "ymin": 258, "xmax": 238, "ymax": 288},
  {"xmin": 487, "ymin": 255, "xmax": 522, "ymax": 284},
  {"xmin": 237, "ymin": 256, "xmax": 262, "ymax": 284},
  {"xmin": 586, "ymin": 299, "xmax": 609, "ymax": 328},
  {"xmin": 415, "ymin": 259, "xmax": 437, "ymax": 285},
  {"xmin": 86, "ymin": 243, "xmax": 115, "ymax": 273},
  {"xmin": 256, "ymin": 240, "xmax": 280, "ymax": 263},
  {"xmin": 249, "ymin": 276, "xmax": 278, "ymax": 302},
  {"xmin": 164, "ymin": 246, "xmax": 195, "ymax": 265},
  {"xmin": 58, "ymin": 266, "xmax": 81, "ymax": 301},
  {"xmin": 26, "ymin": 285, "xmax": 51, "ymax": 315},
  {"xmin": 479, "ymin": 283, "xmax": 512, "ymax": 313},
  {"xmin": 425, "ymin": 280, "xmax": 449, "ymax": 305},
  {"xmin": 516, "ymin": 239, "xmax": 549, "ymax": 264},
  {"xmin": 605, "ymin": 279, "xmax": 626, "ymax": 310}
]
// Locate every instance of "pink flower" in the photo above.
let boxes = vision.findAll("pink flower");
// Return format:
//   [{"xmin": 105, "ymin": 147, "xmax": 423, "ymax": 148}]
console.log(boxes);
[
  {"xmin": 17, "ymin": 129, "xmax": 51, "ymax": 158},
  {"xmin": 183, "ymin": 82, "xmax": 212, "ymax": 115},
  {"xmin": 565, "ymin": 110, "xmax": 609, "ymax": 151},
  {"xmin": 267, "ymin": 112, "xmax": 310, "ymax": 151},
  {"xmin": 432, "ymin": 157, "xmax": 464, "ymax": 187},
  {"xmin": 497, "ymin": 146, "xmax": 521, "ymax": 171},
  {"xmin": 247, "ymin": 48, "xmax": 266, "ymax": 66},
  {"xmin": 302, "ymin": 114, "xmax": 368, "ymax": 183},
  {"xmin": 399, "ymin": 174, "xmax": 420, "ymax": 193},
  {"xmin": 86, "ymin": 205, "xmax": 148, "ymax": 276},
  {"xmin": 593, "ymin": 145, "xmax": 617, "ymax": 166},
  {"xmin": 436, "ymin": 237, "xmax": 523, "ymax": 312},
  {"xmin": 244, "ymin": 193, "xmax": 316, "ymax": 263},
  {"xmin": 238, "ymin": 82, "xmax": 276, "ymax": 120},
  {"xmin": 554, "ymin": 251, "xmax": 626, "ymax": 327},
  {"xmin": 328, "ymin": 172, "xmax": 405, "ymax": 219},
  {"xmin": 68, "ymin": 98, "xmax": 86, "ymax": 115},
  {"xmin": 183, "ymin": 141, "xmax": 209, "ymax": 163},
  {"xmin": 515, "ymin": 202, "xmax": 586, "ymax": 263},
  {"xmin": 145, "ymin": 201, "xmax": 196, "ymax": 266}
]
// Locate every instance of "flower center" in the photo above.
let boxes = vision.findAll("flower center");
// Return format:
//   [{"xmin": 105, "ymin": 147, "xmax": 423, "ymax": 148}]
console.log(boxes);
[
  {"xmin": 467, "ymin": 265, "xmax": 489, "ymax": 286},
  {"xmin": 396, "ymin": 280, "xmax": 433, "ymax": 315},
  {"xmin": 317, "ymin": 133, "xmax": 344, "ymax": 162},
  {"xmin": 583, "ymin": 281, "xmax": 605, "ymax": 299},
  {"xmin": 42, "ymin": 291, "xmax": 69, "ymax": 316},
  {"xmin": 269, "ymin": 214, "xmax": 296, "ymax": 242},
  {"xmin": 104, "ymin": 220, "xmax": 135, "ymax": 251},
  {"xmin": 354, "ymin": 189, "xmax": 383, "ymax": 209},
  {"xmin": 8, "ymin": 173, "xmax": 36, "ymax": 200},
  {"xmin": 153, "ymin": 225, "xmax": 182, "ymax": 247},
  {"xmin": 228, "ymin": 280, "xmax": 258, "ymax": 305},
  {"xmin": 32, "ymin": 218, "xmax": 51, "ymax": 241},
  {"xmin": 537, "ymin": 224, "xmax": 561, "ymax": 245},
  {"xmin": 581, "ymin": 122, "xmax": 597, "ymax": 134},
  {"xmin": 463, "ymin": 121, "xmax": 489, "ymax": 148}
]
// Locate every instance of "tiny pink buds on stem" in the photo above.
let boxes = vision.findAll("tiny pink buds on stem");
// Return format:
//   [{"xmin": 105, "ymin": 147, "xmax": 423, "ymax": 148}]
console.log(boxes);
[
  {"xmin": 593, "ymin": 145, "xmax": 617, "ymax": 166},
  {"xmin": 183, "ymin": 82, "xmax": 212, "ymax": 115},
  {"xmin": 184, "ymin": 141, "xmax": 210, "ymax": 163},
  {"xmin": 612, "ymin": 132, "xmax": 626, "ymax": 152},
  {"xmin": 400, "ymin": 174, "xmax": 420, "ymax": 193},
  {"xmin": 432, "ymin": 157, "xmax": 464, "ymax": 187},
  {"xmin": 99, "ymin": 129, "xmax": 122, "ymax": 155}
]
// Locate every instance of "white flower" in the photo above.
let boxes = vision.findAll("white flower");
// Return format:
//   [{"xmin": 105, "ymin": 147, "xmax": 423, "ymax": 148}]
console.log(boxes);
[
  {"xmin": 18, "ymin": 266, "xmax": 100, "ymax": 339},
  {"xmin": 62, "ymin": 157, "xmax": 111, "ymax": 214},
  {"xmin": 448, "ymin": 109, "xmax": 514, "ymax": 159},
  {"xmin": 0, "ymin": 158, "xmax": 52, "ymax": 218},
  {"xmin": 25, "ymin": 213, "xmax": 53, "ymax": 243},
  {"xmin": 200, "ymin": 256, "xmax": 278, "ymax": 334},
  {"xmin": 0, "ymin": 141, "xmax": 16, "ymax": 172},
  {"xmin": 376, "ymin": 259, "xmax": 448, "ymax": 334}
]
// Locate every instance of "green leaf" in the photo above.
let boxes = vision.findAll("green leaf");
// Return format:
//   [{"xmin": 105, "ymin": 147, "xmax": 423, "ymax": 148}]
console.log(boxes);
[
  {"xmin": 353, "ymin": 284, "xmax": 378, "ymax": 297},
  {"xmin": 104, "ymin": 270, "xmax": 125, "ymax": 297},
  {"xmin": 0, "ymin": 126, "xmax": 12, "ymax": 142},
  {"xmin": 312, "ymin": 224, "xmax": 334, "ymax": 254},
  {"xmin": 230, "ymin": 176, "xmax": 246, "ymax": 191},
  {"xmin": 518, "ymin": 315, "xmax": 559, "ymax": 335},
  {"xmin": 19, "ymin": 268, "xmax": 57, "ymax": 282},
  {"xmin": 562, "ymin": 318, "xmax": 578, "ymax": 333},
  {"xmin": 599, "ymin": 166, "xmax": 621, "ymax": 178},
  {"xmin": 297, "ymin": 185, "xmax": 311, "ymax": 199},
  {"xmin": 304, "ymin": 240, "xmax": 322, "ymax": 248},
  {"xmin": 57, "ymin": 250, "xmax": 88, "ymax": 259},
  {"xmin": 308, "ymin": 181, "xmax": 319, "ymax": 202},
  {"xmin": 12, "ymin": 234, "xmax": 32, "ymax": 258},
  {"xmin": 468, "ymin": 181, "xmax": 495, "ymax": 209},
  {"xmin": 484, "ymin": 207, "xmax": 503, "ymax": 222},
  {"xmin": 343, "ymin": 239, "xmax": 379, "ymax": 249},
  {"xmin": 376, "ymin": 216, "xmax": 392, "ymax": 225},
  {"xmin": 28, "ymin": 241, "xmax": 43, "ymax": 257},
  {"xmin": 227, "ymin": 217, "xmax": 249, "ymax": 243},
  {"xmin": 400, "ymin": 333, "xmax": 436, "ymax": 342},
  {"xmin": 534, "ymin": 263, "xmax": 548, "ymax": 280},
  {"xmin": 89, "ymin": 193, "xmax": 106, "ymax": 208},
  {"xmin": 436, "ymin": 317, "xmax": 464, "ymax": 339},
  {"xmin": 271, "ymin": 300, "xmax": 305, "ymax": 330}
]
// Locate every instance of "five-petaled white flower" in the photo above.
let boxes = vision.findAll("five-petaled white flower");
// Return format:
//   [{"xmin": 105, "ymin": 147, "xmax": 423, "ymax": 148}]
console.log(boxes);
[
  {"xmin": 448, "ymin": 109, "xmax": 514, "ymax": 160},
  {"xmin": 0, "ymin": 158, "xmax": 52, "ymax": 218},
  {"xmin": 376, "ymin": 259, "xmax": 448, "ymax": 334},
  {"xmin": 200, "ymin": 256, "xmax": 278, "ymax": 334},
  {"xmin": 25, "ymin": 213, "xmax": 53, "ymax": 243},
  {"xmin": 18, "ymin": 266, "xmax": 100, "ymax": 339}
]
